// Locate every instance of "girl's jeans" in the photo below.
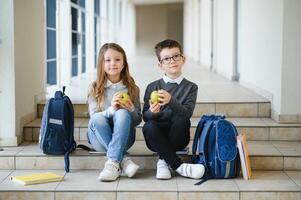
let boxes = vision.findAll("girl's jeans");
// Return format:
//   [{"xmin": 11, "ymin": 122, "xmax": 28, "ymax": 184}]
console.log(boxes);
[{"xmin": 87, "ymin": 109, "xmax": 135, "ymax": 162}]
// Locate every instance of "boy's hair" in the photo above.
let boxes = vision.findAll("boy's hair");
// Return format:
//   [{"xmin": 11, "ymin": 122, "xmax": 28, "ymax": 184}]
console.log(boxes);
[
  {"xmin": 154, "ymin": 39, "xmax": 183, "ymax": 61},
  {"xmin": 88, "ymin": 43, "xmax": 138, "ymax": 111}
]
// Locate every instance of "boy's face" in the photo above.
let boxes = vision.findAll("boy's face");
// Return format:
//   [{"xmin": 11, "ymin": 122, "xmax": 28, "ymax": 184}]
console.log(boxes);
[{"xmin": 158, "ymin": 47, "xmax": 185, "ymax": 79}]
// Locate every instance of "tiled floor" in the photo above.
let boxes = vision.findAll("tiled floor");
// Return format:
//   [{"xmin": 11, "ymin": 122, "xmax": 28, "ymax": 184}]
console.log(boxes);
[
  {"xmin": 47, "ymin": 58, "xmax": 268, "ymax": 103},
  {"xmin": 0, "ymin": 170, "xmax": 300, "ymax": 199}
]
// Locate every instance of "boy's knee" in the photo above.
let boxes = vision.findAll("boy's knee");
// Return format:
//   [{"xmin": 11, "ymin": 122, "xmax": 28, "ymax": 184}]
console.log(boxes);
[
  {"xmin": 172, "ymin": 115, "xmax": 190, "ymax": 127},
  {"xmin": 143, "ymin": 120, "xmax": 160, "ymax": 138}
]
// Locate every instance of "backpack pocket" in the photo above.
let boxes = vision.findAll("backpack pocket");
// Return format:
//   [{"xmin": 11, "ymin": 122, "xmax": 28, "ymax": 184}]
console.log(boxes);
[{"xmin": 43, "ymin": 124, "xmax": 66, "ymax": 155}]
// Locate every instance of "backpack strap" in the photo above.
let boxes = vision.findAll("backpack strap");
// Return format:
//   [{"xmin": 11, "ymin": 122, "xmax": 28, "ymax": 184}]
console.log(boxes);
[
  {"xmin": 77, "ymin": 144, "xmax": 93, "ymax": 151},
  {"xmin": 195, "ymin": 175, "xmax": 209, "ymax": 185},
  {"xmin": 62, "ymin": 86, "xmax": 66, "ymax": 95},
  {"xmin": 64, "ymin": 151, "xmax": 70, "ymax": 172},
  {"xmin": 64, "ymin": 141, "xmax": 77, "ymax": 173},
  {"xmin": 192, "ymin": 115, "xmax": 210, "ymax": 157}
]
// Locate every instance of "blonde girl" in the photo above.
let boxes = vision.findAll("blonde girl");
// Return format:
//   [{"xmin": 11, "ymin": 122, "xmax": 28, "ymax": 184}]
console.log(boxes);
[{"xmin": 87, "ymin": 43, "xmax": 141, "ymax": 181}]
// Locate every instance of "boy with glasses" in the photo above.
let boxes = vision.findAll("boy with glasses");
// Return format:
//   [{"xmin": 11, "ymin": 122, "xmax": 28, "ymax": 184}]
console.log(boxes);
[{"xmin": 142, "ymin": 39, "xmax": 205, "ymax": 180}]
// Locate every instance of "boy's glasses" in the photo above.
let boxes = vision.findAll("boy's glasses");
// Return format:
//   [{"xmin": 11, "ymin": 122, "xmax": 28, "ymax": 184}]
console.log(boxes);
[{"xmin": 160, "ymin": 54, "xmax": 183, "ymax": 64}]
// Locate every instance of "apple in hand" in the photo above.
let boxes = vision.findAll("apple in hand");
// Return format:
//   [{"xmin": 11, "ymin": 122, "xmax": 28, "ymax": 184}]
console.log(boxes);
[
  {"xmin": 150, "ymin": 90, "xmax": 159, "ymax": 104},
  {"xmin": 119, "ymin": 93, "xmax": 130, "ymax": 104}
]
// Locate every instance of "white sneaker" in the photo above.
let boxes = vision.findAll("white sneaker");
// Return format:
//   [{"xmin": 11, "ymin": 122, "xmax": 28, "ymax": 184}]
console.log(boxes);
[
  {"xmin": 98, "ymin": 159, "xmax": 121, "ymax": 181},
  {"xmin": 156, "ymin": 159, "xmax": 171, "ymax": 180},
  {"xmin": 176, "ymin": 163, "xmax": 205, "ymax": 179},
  {"xmin": 121, "ymin": 157, "xmax": 139, "ymax": 178}
]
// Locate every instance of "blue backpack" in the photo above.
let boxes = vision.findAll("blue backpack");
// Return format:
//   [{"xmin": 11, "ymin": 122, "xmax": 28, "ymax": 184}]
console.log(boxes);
[
  {"xmin": 39, "ymin": 86, "xmax": 76, "ymax": 172},
  {"xmin": 192, "ymin": 115, "xmax": 240, "ymax": 185}
]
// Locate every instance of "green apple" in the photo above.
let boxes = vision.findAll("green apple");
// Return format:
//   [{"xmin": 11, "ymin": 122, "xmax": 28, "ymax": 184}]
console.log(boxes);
[
  {"xmin": 150, "ymin": 90, "xmax": 159, "ymax": 104},
  {"xmin": 120, "ymin": 93, "xmax": 130, "ymax": 104}
]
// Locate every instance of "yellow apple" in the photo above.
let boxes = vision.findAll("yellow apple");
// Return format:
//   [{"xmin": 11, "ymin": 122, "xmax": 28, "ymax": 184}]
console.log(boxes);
[
  {"xmin": 150, "ymin": 90, "xmax": 159, "ymax": 103},
  {"xmin": 120, "ymin": 93, "xmax": 130, "ymax": 104}
]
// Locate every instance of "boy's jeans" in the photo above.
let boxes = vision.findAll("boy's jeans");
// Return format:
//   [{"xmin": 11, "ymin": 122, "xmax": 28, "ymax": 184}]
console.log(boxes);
[{"xmin": 87, "ymin": 109, "xmax": 135, "ymax": 162}]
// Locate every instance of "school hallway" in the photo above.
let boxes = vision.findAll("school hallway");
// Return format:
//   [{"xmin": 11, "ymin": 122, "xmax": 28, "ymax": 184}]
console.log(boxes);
[{"xmin": 1, "ymin": 0, "xmax": 301, "ymax": 199}]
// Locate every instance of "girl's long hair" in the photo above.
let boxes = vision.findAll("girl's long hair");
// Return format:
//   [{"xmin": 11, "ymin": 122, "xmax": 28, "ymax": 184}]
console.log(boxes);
[{"xmin": 88, "ymin": 43, "xmax": 138, "ymax": 111}]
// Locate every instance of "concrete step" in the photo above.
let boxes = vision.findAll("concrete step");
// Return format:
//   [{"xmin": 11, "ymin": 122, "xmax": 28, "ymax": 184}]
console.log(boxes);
[
  {"xmin": 0, "ymin": 169, "xmax": 300, "ymax": 200},
  {"xmin": 1, "ymin": 141, "xmax": 301, "ymax": 171},
  {"xmin": 37, "ymin": 101, "xmax": 271, "ymax": 118},
  {"xmin": 24, "ymin": 117, "xmax": 301, "ymax": 142}
]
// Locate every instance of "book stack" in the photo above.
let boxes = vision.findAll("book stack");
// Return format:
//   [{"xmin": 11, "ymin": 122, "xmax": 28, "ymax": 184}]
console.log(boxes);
[
  {"xmin": 11, "ymin": 172, "xmax": 64, "ymax": 185},
  {"xmin": 237, "ymin": 133, "xmax": 252, "ymax": 180}
]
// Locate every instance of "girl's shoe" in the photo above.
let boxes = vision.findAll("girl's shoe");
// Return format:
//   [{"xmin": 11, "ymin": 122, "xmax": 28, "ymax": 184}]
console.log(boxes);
[
  {"xmin": 156, "ymin": 159, "xmax": 171, "ymax": 179},
  {"xmin": 176, "ymin": 163, "xmax": 205, "ymax": 179},
  {"xmin": 98, "ymin": 159, "xmax": 121, "ymax": 181},
  {"xmin": 121, "ymin": 157, "xmax": 139, "ymax": 178}
]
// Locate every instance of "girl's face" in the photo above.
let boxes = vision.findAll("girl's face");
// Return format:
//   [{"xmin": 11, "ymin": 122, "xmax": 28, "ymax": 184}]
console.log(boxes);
[{"xmin": 103, "ymin": 48, "xmax": 124, "ymax": 81}]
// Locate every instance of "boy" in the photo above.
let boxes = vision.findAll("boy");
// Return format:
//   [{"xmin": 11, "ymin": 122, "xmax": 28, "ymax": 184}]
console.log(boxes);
[{"xmin": 142, "ymin": 39, "xmax": 205, "ymax": 180}]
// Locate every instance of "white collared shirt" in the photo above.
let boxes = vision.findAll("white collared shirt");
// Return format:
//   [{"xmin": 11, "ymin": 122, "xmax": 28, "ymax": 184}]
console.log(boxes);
[{"xmin": 163, "ymin": 74, "xmax": 184, "ymax": 85}]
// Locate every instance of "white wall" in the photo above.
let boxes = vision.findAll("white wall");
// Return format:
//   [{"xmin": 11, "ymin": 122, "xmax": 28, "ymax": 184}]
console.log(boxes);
[
  {"xmin": 239, "ymin": 0, "xmax": 283, "ymax": 115},
  {"xmin": 136, "ymin": 3, "xmax": 183, "ymax": 56},
  {"xmin": 0, "ymin": 0, "xmax": 17, "ymax": 146},
  {"xmin": 14, "ymin": 0, "xmax": 45, "ymax": 143},
  {"xmin": 281, "ymin": 0, "xmax": 301, "ymax": 115},
  {"xmin": 213, "ymin": 0, "xmax": 235, "ymax": 79},
  {"xmin": 0, "ymin": 0, "xmax": 46, "ymax": 146}
]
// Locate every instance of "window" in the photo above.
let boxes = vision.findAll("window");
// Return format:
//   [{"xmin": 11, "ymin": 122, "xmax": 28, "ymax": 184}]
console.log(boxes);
[
  {"xmin": 71, "ymin": 0, "xmax": 86, "ymax": 77},
  {"xmin": 46, "ymin": 0, "xmax": 57, "ymax": 85}
]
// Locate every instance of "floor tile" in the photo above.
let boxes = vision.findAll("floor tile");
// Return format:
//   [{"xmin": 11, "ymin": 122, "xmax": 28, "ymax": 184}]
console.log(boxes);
[
  {"xmin": 117, "ymin": 191, "xmax": 177, "ymax": 200},
  {"xmin": 0, "ymin": 170, "xmax": 13, "ymax": 183},
  {"xmin": 56, "ymin": 170, "xmax": 118, "ymax": 191},
  {"xmin": 235, "ymin": 171, "xmax": 300, "ymax": 191},
  {"xmin": 240, "ymin": 192, "xmax": 301, "ymax": 200},
  {"xmin": 178, "ymin": 192, "xmax": 239, "ymax": 200},
  {"xmin": 177, "ymin": 176, "xmax": 239, "ymax": 192},
  {"xmin": 272, "ymin": 142, "xmax": 301, "ymax": 156},
  {"xmin": 0, "ymin": 192, "xmax": 54, "ymax": 200},
  {"xmin": 0, "ymin": 170, "xmax": 65, "ymax": 191},
  {"xmin": 55, "ymin": 192, "xmax": 116, "ymax": 200},
  {"xmin": 117, "ymin": 170, "xmax": 177, "ymax": 192}
]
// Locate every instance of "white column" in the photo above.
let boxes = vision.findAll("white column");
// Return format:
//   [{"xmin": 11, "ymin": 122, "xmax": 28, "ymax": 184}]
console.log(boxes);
[
  {"xmin": 85, "ymin": 0, "xmax": 95, "ymax": 78},
  {"xmin": 100, "ymin": 0, "xmax": 109, "ymax": 44},
  {"xmin": 58, "ymin": 0, "xmax": 72, "ymax": 86},
  {"xmin": 280, "ymin": 0, "xmax": 301, "ymax": 122},
  {"xmin": 0, "ymin": 0, "xmax": 18, "ymax": 146},
  {"xmin": 123, "ymin": 1, "xmax": 136, "ymax": 57},
  {"xmin": 192, "ymin": 0, "xmax": 200, "ymax": 61},
  {"xmin": 200, "ymin": 0, "xmax": 213, "ymax": 69}
]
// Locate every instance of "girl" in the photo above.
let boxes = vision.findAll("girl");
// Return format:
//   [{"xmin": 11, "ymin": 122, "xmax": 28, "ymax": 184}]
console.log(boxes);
[{"xmin": 87, "ymin": 43, "xmax": 142, "ymax": 181}]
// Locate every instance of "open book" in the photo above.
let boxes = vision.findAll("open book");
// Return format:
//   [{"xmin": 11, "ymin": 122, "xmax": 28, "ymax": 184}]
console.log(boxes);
[
  {"xmin": 237, "ymin": 134, "xmax": 252, "ymax": 180},
  {"xmin": 11, "ymin": 172, "xmax": 64, "ymax": 185}
]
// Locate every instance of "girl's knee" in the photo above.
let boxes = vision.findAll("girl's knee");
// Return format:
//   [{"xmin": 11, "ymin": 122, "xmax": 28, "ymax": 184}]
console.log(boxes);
[
  {"xmin": 114, "ymin": 109, "xmax": 132, "ymax": 122},
  {"xmin": 89, "ymin": 113, "xmax": 107, "ymax": 127},
  {"xmin": 115, "ymin": 108, "xmax": 130, "ymax": 116}
]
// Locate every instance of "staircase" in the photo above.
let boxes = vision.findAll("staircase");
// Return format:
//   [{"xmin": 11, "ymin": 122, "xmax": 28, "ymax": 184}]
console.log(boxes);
[{"xmin": 1, "ymin": 60, "xmax": 301, "ymax": 199}]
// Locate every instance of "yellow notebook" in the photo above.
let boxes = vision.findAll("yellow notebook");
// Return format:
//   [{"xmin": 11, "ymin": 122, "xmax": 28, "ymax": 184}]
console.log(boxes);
[{"xmin": 11, "ymin": 172, "xmax": 64, "ymax": 185}]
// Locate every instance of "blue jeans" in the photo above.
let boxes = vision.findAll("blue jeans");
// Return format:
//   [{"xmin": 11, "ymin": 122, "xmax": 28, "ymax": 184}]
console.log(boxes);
[{"xmin": 87, "ymin": 109, "xmax": 135, "ymax": 162}]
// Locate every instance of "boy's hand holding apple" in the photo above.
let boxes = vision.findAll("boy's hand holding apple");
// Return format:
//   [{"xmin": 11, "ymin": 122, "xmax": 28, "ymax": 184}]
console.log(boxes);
[
  {"xmin": 149, "ymin": 90, "xmax": 161, "ymax": 114},
  {"xmin": 157, "ymin": 89, "xmax": 171, "ymax": 106}
]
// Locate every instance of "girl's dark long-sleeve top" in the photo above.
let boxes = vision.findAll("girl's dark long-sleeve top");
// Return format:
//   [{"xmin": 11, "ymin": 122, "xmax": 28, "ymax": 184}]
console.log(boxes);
[{"xmin": 143, "ymin": 78, "xmax": 198, "ymax": 122}]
